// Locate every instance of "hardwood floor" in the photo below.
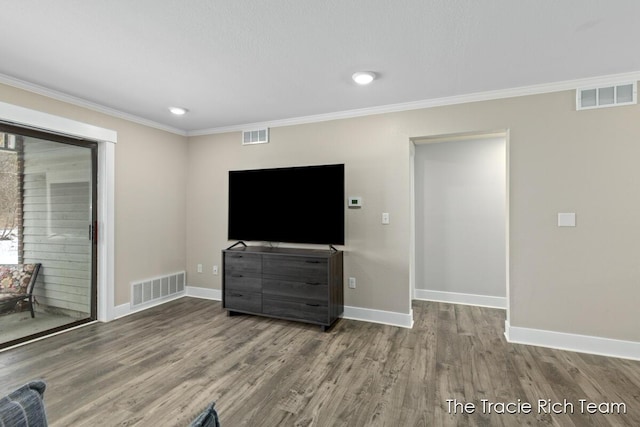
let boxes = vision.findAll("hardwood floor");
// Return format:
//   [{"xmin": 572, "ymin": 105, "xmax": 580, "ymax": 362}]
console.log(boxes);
[{"xmin": 0, "ymin": 298, "xmax": 638, "ymax": 426}]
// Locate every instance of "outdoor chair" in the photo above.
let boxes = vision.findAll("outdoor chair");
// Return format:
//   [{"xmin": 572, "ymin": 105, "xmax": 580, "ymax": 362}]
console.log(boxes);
[{"xmin": 0, "ymin": 263, "xmax": 42, "ymax": 318}]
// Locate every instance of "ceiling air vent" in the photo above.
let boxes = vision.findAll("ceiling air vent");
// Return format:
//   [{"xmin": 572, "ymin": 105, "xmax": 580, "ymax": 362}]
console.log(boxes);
[
  {"xmin": 242, "ymin": 128, "xmax": 269, "ymax": 145},
  {"xmin": 576, "ymin": 82, "xmax": 637, "ymax": 110}
]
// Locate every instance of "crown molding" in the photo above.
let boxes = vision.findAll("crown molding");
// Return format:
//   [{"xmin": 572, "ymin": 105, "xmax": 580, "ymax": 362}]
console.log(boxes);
[
  {"xmin": 0, "ymin": 73, "xmax": 188, "ymax": 136},
  {"xmin": 189, "ymin": 70, "xmax": 640, "ymax": 136},
  {"xmin": 2, "ymin": 69, "xmax": 639, "ymax": 139}
]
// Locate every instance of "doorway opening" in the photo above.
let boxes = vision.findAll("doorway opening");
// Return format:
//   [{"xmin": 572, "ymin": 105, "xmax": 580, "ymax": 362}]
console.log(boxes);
[{"xmin": 410, "ymin": 130, "xmax": 509, "ymax": 323}]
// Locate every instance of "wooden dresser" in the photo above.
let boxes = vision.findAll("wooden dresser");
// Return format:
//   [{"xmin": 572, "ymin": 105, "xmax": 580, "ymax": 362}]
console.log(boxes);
[{"xmin": 222, "ymin": 246, "xmax": 343, "ymax": 331}]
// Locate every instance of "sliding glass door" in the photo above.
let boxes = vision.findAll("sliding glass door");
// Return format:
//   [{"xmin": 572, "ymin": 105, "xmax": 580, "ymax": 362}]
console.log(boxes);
[{"xmin": 0, "ymin": 124, "xmax": 97, "ymax": 348}]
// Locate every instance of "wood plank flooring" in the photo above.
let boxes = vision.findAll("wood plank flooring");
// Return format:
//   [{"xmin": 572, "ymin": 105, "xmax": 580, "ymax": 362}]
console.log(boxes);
[{"xmin": 0, "ymin": 298, "xmax": 638, "ymax": 426}]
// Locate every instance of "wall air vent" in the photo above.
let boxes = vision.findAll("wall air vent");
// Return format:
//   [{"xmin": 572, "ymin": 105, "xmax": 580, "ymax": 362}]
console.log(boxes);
[
  {"xmin": 131, "ymin": 271, "xmax": 185, "ymax": 308},
  {"xmin": 242, "ymin": 128, "xmax": 269, "ymax": 145},
  {"xmin": 576, "ymin": 82, "xmax": 637, "ymax": 110}
]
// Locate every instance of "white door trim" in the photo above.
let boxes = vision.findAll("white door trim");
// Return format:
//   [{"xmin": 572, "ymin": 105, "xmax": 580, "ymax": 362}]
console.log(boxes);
[{"xmin": 0, "ymin": 101, "xmax": 117, "ymax": 322}]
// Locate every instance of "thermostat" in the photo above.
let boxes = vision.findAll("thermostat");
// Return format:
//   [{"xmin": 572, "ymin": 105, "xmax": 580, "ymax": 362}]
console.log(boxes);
[{"xmin": 348, "ymin": 197, "xmax": 362, "ymax": 208}]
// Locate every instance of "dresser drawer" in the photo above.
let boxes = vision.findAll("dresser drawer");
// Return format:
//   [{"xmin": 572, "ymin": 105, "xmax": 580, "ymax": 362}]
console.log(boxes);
[
  {"xmin": 263, "ymin": 255, "xmax": 327, "ymax": 282},
  {"xmin": 263, "ymin": 297, "xmax": 328, "ymax": 324},
  {"xmin": 224, "ymin": 290, "xmax": 262, "ymax": 313},
  {"xmin": 223, "ymin": 246, "xmax": 343, "ymax": 329},
  {"xmin": 263, "ymin": 278, "xmax": 327, "ymax": 302},
  {"xmin": 224, "ymin": 253, "xmax": 262, "ymax": 274},
  {"xmin": 225, "ymin": 272, "xmax": 262, "ymax": 293}
]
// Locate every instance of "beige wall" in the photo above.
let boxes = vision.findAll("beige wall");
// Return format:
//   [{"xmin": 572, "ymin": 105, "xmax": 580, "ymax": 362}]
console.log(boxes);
[
  {"xmin": 0, "ymin": 83, "xmax": 188, "ymax": 306},
  {"xmin": 187, "ymin": 87, "xmax": 640, "ymax": 343},
  {"xmin": 395, "ymin": 91, "xmax": 640, "ymax": 342},
  {"xmin": 186, "ymin": 115, "xmax": 412, "ymax": 314},
  {"xmin": 4, "ymin": 79, "xmax": 639, "ymax": 344}
]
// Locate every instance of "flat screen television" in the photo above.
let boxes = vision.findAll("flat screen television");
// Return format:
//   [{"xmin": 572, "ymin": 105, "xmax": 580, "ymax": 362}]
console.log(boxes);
[{"xmin": 228, "ymin": 164, "xmax": 345, "ymax": 245}]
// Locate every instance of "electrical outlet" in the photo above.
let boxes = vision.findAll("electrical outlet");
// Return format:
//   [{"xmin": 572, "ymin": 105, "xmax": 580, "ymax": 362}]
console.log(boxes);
[
  {"xmin": 348, "ymin": 277, "xmax": 356, "ymax": 289},
  {"xmin": 213, "ymin": 265, "xmax": 219, "ymax": 275},
  {"xmin": 382, "ymin": 212, "xmax": 390, "ymax": 224},
  {"xmin": 197, "ymin": 264, "xmax": 203, "ymax": 273}
]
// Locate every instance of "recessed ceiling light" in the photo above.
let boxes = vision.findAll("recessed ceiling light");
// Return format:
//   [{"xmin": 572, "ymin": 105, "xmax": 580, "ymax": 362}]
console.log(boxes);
[
  {"xmin": 352, "ymin": 71, "xmax": 376, "ymax": 85},
  {"xmin": 169, "ymin": 107, "xmax": 188, "ymax": 115}
]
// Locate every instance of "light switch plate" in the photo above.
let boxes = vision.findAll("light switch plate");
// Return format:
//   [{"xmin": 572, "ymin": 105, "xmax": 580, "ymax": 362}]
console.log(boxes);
[
  {"xmin": 382, "ymin": 212, "xmax": 390, "ymax": 224},
  {"xmin": 558, "ymin": 212, "xmax": 576, "ymax": 227}
]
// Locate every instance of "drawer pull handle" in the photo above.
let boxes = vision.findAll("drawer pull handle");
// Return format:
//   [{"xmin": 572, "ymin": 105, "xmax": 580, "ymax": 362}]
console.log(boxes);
[
  {"xmin": 232, "ymin": 255, "xmax": 244, "ymax": 258},
  {"xmin": 306, "ymin": 282, "xmax": 322, "ymax": 286},
  {"xmin": 231, "ymin": 274, "xmax": 244, "ymax": 278},
  {"xmin": 306, "ymin": 303, "xmax": 321, "ymax": 307},
  {"xmin": 305, "ymin": 260, "xmax": 320, "ymax": 264},
  {"xmin": 230, "ymin": 293, "xmax": 243, "ymax": 297}
]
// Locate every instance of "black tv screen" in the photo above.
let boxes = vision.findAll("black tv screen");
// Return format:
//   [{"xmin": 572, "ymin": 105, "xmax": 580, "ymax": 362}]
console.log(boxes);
[{"xmin": 228, "ymin": 164, "xmax": 345, "ymax": 245}]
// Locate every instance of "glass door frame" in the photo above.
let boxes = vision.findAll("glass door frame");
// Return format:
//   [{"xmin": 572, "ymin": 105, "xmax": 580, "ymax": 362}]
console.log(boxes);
[{"xmin": 0, "ymin": 123, "xmax": 98, "ymax": 349}]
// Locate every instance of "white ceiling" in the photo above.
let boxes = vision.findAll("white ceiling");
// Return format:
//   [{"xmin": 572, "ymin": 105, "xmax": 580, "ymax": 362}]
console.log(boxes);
[{"xmin": 1, "ymin": 1, "xmax": 639, "ymax": 135}]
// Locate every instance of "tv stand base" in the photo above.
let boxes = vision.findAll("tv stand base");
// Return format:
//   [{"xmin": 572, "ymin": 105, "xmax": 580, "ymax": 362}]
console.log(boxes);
[{"xmin": 222, "ymin": 245, "xmax": 344, "ymax": 331}]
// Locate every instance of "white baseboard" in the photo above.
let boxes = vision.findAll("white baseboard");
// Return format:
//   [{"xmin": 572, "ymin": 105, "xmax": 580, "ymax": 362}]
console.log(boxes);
[
  {"xmin": 342, "ymin": 306, "xmax": 414, "ymax": 329},
  {"xmin": 113, "ymin": 303, "xmax": 131, "ymax": 319},
  {"xmin": 113, "ymin": 286, "xmax": 221, "ymax": 319},
  {"xmin": 505, "ymin": 320, "xmax": 640, "ymax": 361},
  {"xmin": 186, "ymin": 286, "xmax": 222, "ymax": 301},
  {"xmin": 114, "ymin": 288, "xmax": 411, "ymax": 329},
  {"xmin": 113, "ymin": 293, "xmax": 186, "ymax": 320},
  {"xmin": 414, "ymin": 289, "xmax": 507, "ymax": 309}
]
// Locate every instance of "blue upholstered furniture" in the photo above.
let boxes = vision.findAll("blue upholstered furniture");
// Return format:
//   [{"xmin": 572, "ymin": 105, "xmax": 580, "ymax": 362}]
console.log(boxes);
[
  {"xmin": 190, "ymin": 402, "xmax": 220, "ymax": 427},
  {"xmin": 0, "ymin": 380, "xmax": 48, "ymax": 426},
  {"xmin": 0, "ymin": 381, "xmax": 218, "ymax": 426}
]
